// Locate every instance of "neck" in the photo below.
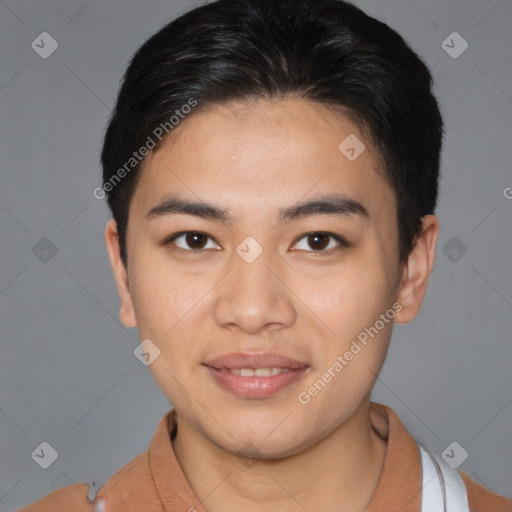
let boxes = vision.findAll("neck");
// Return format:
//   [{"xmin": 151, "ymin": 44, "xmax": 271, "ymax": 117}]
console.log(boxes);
[{"xmin": 173, "ymin": 399, "xmax": 387, "ymax": 512}]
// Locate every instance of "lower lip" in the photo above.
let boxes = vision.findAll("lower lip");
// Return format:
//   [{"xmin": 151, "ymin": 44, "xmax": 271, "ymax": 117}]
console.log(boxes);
[{"xmin": 204, "ymin": 366, "xmax": 309, "ymax": 399}]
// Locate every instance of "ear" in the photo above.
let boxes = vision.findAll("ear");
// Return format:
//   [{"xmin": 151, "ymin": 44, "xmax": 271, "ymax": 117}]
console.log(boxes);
[
  {"xmin": 394, "ymin": 214, "xmax": 439, "ymax": 324},
  {"xmin": 104, "ymin": 219, "xmax": 137, "ymax": 328}
]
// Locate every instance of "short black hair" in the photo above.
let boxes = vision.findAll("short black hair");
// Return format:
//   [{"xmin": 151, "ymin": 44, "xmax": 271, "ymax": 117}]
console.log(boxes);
[{"xmin": 100, "ymin": 0, "xmax": 443, "ymax": 265}]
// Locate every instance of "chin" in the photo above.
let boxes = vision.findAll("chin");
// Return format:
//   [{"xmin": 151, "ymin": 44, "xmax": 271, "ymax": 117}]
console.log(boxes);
[{"xmin": 212, "ymin": 419, "xmax": 312, "ymax": 459}]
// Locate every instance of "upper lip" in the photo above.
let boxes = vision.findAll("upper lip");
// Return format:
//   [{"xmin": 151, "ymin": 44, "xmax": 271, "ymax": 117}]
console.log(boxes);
[{"xmin": 203, "ymin": 352, "xmax": 308, "ymax": 370}]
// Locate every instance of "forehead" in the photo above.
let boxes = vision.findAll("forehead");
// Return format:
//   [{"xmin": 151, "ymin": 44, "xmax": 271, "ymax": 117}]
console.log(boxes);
[{"xmin": 131, "ymin": 98, "xmax": 393, "ymax": 220}]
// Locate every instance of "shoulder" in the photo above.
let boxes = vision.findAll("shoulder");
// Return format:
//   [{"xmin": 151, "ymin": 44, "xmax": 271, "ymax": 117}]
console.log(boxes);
[
  {"xmin": 460, "ymin": 472, "xmax": 512, "ymax": 512},
  {"xmin": 13, "ymin": 483, "xmax": 95, "ymax": 512},
  {"xmin": 93, "ymin": 450, "xmax": 164, "ymax": 510},
  {"xmin": 13, "ymin": 451, "xmax": 153, "ymax": 512},
  {"xmin": 14, "ymin": 410, "xmax": 176, "ymax": 512}
]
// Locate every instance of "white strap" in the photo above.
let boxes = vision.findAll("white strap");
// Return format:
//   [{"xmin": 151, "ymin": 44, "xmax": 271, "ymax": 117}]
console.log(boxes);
[
  {"xmin": 93, "ymin": 499, "xmax": 107, "ymax": 512},
  {"xmin": 87, "ymin": 482, "xmax": 107, "ymax": 512},
  {"xmin": 419, "ymin": 444, "xmax": 470, "ymax": 512}
]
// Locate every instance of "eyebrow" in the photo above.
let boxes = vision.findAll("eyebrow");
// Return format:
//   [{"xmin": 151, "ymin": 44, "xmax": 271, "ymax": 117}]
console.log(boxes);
[{"xmin": 145, "ymin": 193, "xmax": 368, "ymax": 224}]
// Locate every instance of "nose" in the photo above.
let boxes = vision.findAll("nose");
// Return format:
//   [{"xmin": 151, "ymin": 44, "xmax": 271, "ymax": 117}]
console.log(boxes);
[{"xmin": 212, "ymin": 248, "xmax": 297, "ymax": 335}]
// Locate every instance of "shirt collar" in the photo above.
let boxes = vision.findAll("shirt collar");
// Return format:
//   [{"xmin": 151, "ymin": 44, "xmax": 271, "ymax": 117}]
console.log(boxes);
[{"xmin": 148, "ymin": 402, "xmax": 423, "ymax": 511}]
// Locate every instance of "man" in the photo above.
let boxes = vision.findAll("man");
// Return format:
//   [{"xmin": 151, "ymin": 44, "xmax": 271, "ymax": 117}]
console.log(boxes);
[{"xmin": 17, "ymin": 0, "xmax": 512, "ymax": 510}]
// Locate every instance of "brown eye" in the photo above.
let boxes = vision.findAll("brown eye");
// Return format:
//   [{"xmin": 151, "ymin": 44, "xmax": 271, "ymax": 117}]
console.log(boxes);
[
  {"xmin": 293, "ymin": 232, "xmax": 347, "ymax": 252},
  {"xmin": 166, "ymin": 231, "xmax": 221, "ymax": 251},
  {"xmin": 185, "ymin": 232, "xmax": 208, "ymax": 249},
  {"xmin": 307, "ymin": 233, "xmax": 330, "ymax": 250}
]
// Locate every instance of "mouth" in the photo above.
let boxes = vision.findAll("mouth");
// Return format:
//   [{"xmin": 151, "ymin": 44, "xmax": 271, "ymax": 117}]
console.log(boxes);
[
  {"xmin": 202, "ymin": 352, "xmax": 310, "ymax": 399},
  {"xmin": 218, "ymin": 367, "xmax": 294, "ymax": 376}
]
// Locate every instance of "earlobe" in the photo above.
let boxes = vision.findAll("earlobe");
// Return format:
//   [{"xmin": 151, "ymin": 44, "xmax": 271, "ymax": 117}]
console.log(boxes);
[
  {"xmin": 394, "ymin": 215, "xmax": 439, "ymax": 324},
  {"xmin": 104, "ymin": 219, "xmax": 137, "ymax": 328}
]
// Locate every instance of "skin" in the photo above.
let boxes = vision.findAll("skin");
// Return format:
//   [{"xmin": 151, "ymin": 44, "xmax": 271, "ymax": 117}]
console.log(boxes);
[{"xmin": 105, "ymin": 98, "xmax": 438, "ymax": 512}]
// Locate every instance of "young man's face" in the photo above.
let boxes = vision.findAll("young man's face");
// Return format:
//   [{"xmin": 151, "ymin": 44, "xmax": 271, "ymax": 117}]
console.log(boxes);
[{"xmin": 106, "ymin": 98, "xmax": 435, "ymax": 458}]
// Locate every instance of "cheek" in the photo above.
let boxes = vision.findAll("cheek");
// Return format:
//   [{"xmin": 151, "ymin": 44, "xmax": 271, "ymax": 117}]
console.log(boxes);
[
  {"xmin": 130, "ymin": 262, "xmax": 207, "ymax": 397},
  {"xmin": 128, "ymin": 256, "xmax": 195, "ymax": 340},
  {"xmin": 128, "ymin": 253, "xmax": 217, "ymax": 373},
  {"xmin": 299, "ymin": 257, "xmax": 396, "ymax": 397},
  {"xmin": 308, "ymin": 261, "xmax": 391, "ymax": 337},
  {"xmin": 131, "ymin": 271, "xmax": 176, "ymax": 335}
]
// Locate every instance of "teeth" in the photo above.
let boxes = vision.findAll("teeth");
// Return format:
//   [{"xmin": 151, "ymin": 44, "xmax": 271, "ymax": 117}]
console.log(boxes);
[
  {"xmin": 226, "ymin": 367, "xmax": 290, "ymax": 376},
  {"xmin": 255, "ymin": 368, "xmax": 271, "ymax": 377}
]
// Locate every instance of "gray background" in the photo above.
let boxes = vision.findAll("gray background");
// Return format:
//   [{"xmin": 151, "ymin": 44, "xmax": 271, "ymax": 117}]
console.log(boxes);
[{"xmin": 1, "ymin": 0, "xmax": 511, "ymax": 509}]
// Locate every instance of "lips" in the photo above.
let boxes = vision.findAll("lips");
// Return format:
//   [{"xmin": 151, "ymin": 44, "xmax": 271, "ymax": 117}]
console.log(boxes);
[
  {"xmin": 203, "ymin": 352, "xmax": 309, "ymax": 399},
  {"xmin": 203, "ymin": 352, "xmax": 308, "ymax": 370},
  {"xmin": 225, "ymin": 367, "xmax": 291, "ymax": 376}
]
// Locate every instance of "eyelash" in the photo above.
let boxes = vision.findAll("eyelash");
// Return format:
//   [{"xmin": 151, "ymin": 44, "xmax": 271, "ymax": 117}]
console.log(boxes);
[{"xmin": 162, "ymin": 231, "xmax": 349, "ymax": 254}]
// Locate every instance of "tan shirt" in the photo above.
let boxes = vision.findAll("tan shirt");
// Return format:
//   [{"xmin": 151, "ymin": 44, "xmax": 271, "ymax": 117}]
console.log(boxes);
[{"xmin": 17, "ymin": 403, "xmax": 512, "ymax": 512}]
